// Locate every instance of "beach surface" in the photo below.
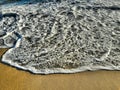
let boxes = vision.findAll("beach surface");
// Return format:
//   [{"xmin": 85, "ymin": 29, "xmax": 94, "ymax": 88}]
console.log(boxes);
[{"xmin": 1, "ymin": 49, "xmax": 120, "ymax": 90}]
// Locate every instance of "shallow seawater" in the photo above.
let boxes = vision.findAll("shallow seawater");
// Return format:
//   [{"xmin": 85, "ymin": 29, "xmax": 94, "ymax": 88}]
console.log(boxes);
[
  {"xmin": 0, "ymin": 0, "xmax": 57, "ymax": 5},
  {"xmin": 0, "ymin": 0, "xmax": 49, "ymax": 10},
  {"xmin": 1, "ymin": 0, "xmax": 120, "ymax": 74},
  {"xmin": 0, "ymin": 0, "xmax": 55, "ymax": 8}
]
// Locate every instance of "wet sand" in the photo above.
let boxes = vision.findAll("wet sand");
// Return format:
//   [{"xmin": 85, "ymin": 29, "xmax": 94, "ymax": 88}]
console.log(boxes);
[{"xmin": 0, "ymin": 48, "xmax": 120, "ymax": 90}]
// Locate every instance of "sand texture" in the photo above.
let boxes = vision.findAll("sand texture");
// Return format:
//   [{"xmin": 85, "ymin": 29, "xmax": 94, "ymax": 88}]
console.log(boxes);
[{"xmin": 0, "ymin": 0, "xmax": 120, "ymax": 74}]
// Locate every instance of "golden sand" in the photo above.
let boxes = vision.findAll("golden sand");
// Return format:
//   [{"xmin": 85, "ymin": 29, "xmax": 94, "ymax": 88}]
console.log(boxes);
[{"xmin": 0, "ymin": 48, "xmax": 120, "ymax": 90}]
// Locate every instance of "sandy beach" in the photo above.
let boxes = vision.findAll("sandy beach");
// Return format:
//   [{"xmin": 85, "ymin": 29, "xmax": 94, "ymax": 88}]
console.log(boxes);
[
  {"xmin": 0, "ymin": 0, "xmax": 120, "ymax": 89},
  {"xmin": 1, "ymin": 49, "xmax": 120, "ymax": 90}
]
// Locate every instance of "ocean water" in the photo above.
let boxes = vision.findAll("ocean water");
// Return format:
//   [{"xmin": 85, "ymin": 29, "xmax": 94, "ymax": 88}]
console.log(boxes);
[
  {"xmin": 1, "ymin": 0, "xmax": 120, "ymax": 74},
  {"xmin": 0, "ymin": 0, "xmax": 42, "ymax": 5},
  {"xmin": 0, "ymin": 0, "xmax": 61, "ymax": 5},
  {"xmin": 0, "ymin": 0, "xmax": 49, "ymax": 9},
  {"xmin": 0, "ymin": 0, "xmax": 63, "ymax": 8}
]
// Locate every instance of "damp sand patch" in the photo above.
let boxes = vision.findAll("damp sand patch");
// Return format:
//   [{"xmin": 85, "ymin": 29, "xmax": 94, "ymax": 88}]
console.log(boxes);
[{"xmin": 0, "ymin": 0, "xmax": 120, "ymax": 74}]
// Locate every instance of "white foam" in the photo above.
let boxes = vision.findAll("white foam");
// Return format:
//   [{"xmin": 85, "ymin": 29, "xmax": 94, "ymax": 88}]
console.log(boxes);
[{"xmin": 1, "ymin": 0, "xmax": 120, "ymax": 74}]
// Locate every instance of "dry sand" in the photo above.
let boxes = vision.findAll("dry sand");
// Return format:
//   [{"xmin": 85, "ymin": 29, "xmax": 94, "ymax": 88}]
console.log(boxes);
[{"xmin": 1, "ymin": 48, "xmax": 120, "ymax": 90}]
